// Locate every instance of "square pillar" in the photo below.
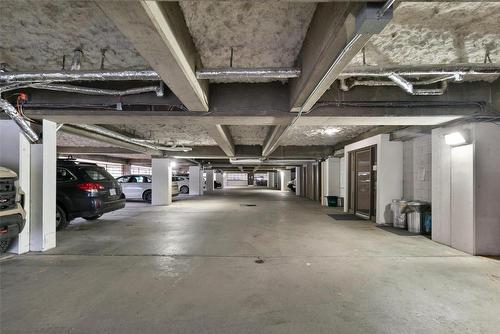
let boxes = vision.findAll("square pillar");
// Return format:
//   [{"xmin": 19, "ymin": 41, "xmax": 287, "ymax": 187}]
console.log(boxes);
[
  {"xmin": 247, "ymin": 171, "xmax": 254, "ymax": 186},
  {"xmin": 205, "ymin": 169, "xmax": 214, "ymax": 192},
  {"xmin": 215, "ymin": 172, "xmax": 223, "ymax": 189},
  {"xmin": 30, "ymin": 120, "xmax": 57, "ymax": 251},
  {"xmin": 295, "ymin": 167, "xmax": 301, "ymax": 196},
  {"xmin": 152, "ymin": 158, "xmax": 172, "ymax": 206},
  {"xmin": 280, "ymin": 169, "xmax": 291, "ymax": 192},
  {"xmin": 188, "ymin": 166, "xmax": 203, "ymax": 195},
  {"xmin": 122, "ymin": 163, "xmax": 132, "ymax": 175}
]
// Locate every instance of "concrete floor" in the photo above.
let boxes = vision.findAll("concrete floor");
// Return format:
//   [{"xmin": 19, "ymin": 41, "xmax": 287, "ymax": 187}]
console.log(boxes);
[{"xmin": 2, "ymin": 188, "xmax": 500, "ymax": 334}]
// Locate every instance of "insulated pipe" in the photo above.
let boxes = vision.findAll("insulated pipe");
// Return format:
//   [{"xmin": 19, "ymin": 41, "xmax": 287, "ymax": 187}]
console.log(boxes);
[
  {"xmin": 28, "ymin": 83, "xmax": 164, "ymax": 97},
  {"xmin": 339, "ymin": 64, "xmax": 500, "ymax": 78},
  {"xmin": 388, "ymin": 73, "xmax": 414, "ymax": 94},
  {"xmin": 0, "ymin": 98, "xmax": 39, "ymax": 142},
  {"xmin": 0, "ymin": 70, "xmax": 160, "ymax": 84},
  {"xmin": 196, "ymin": 67, "xmax": 301, "ymax": 80}
]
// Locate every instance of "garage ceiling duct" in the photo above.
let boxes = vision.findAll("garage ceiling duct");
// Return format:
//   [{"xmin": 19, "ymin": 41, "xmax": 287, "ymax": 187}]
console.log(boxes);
[
  {"xmin": 0, "ymin": 70, "xmax": 160, "ymax": 84},
  {"xmin": 0, "ymin": 98, "xmax": 39, "ymax": 143},
  {"xmin": 196, "ymin": 68, "xmax": 301, "ymax": 80}
]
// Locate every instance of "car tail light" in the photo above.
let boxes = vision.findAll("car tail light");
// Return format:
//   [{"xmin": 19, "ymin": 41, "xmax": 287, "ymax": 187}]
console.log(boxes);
[{"xmin": 77, "ymin": 182, "xmax": 104, "ymax": 193}]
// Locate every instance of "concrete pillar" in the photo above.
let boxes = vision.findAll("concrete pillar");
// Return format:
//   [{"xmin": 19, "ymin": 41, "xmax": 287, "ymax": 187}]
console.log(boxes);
[
  {"xmin": 280, "ymin": 169, "xmax": 291, "ymax": 192},
  {"xmin": 0, "ymin": 121, "xmax": 32, "ymax": 254},
  {"xmin": 188, "ymin": 166, "xmax": 203, "ymax": 195},
  {"xmin": 151, "ymin": 158, "xmax": 172, "ymax": 206},
  {"xmin": 295, "ymin": 167, "xmax": 301, "ymax": 196},
  {"xmin": 123, "ymin": 163, "xmax": 132, "ymax": 175},
  {"xmin": 30, "ymin": 120, "xmax": 57, "ymax": 251},
  {"xmin": 206, "ymin": 169, "xmax": 214, "ymax": 192},
  {"xmin": 247, "ymin": 171, "xmax": 254, "ymax": 186},
  {"xmin": 267, "ymin": 172, "xmax": 272, "ymax": 188},
  {"xmin": 215, "ymin": 172, "xmax": 223, "ymax": 189}
]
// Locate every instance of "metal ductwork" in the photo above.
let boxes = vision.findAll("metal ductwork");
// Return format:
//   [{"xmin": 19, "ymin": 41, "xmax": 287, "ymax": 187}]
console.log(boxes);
[
  {"xmin": 196, "ymin": 67, "xmax": 301, "ymax": 80},
  {"xmin": 64, "ymin": 124, "xmax": 192, "ymax": 155},
  {"xmin": 0, "ymin": 70, "xmax": 160, "ymax": 84},
  {"xmin": 388, "ymin": 73, "xmax": 414, "ymax": 94},
  {"xmin": 0, "ymin": 98, "xmax": 39, "ymax": 142},
  {"xmin": 27, "ymin": 83, "xmax": 164, "ymax": 97}
]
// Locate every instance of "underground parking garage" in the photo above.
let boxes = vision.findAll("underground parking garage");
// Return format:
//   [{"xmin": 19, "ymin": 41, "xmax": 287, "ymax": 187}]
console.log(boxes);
[{"xmin": 1, "ymin": 0, "xmax": 500, "ymax": 332}]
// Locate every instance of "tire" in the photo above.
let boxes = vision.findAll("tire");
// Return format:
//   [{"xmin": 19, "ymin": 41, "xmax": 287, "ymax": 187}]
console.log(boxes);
[
  {"xmin": 142, "ymin": 189, "xmax": 152, "ymax": 203},
  {"xmin": 56, "ymin": 204, "xmax": 70, "ymax": 231},
  {"xmin": 180, "ymin": 185, "xmax": 189, "ymax": 194},
  {"xmin": 0, "ymin": 238, "xmax": 11, "ymax": 253},
  {"xmin": 83, "ymin": 214, "xmax": 102, "ymax": 221}
]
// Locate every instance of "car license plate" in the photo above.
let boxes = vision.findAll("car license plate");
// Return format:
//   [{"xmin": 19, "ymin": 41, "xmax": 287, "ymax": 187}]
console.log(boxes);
[{"xmin": 109, "ymin": 188, "xmax": 116, "ymax": 196}]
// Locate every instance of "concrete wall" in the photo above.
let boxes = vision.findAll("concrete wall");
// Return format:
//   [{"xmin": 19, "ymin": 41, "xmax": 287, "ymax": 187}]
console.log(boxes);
[
  {"xmin": 432, "ymin": 122, "xmax": 500, "ymax": 255},
  {"xmin": 403, "ymin": 135, "xmax": 432, "ymax": 202},
  {"xmin": 344, "ymin": 134, "xmax": 403, "ymax": 224}
]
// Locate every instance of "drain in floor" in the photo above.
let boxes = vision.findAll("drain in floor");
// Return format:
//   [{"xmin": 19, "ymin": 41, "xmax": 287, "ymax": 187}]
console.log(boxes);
[
  {"xmin": 240, "ymin": 204, "xmax": 257, "ymax": 207},
  {"xmin": 255, "ymin": 257, "xmax": 265, "ymax": 264}
]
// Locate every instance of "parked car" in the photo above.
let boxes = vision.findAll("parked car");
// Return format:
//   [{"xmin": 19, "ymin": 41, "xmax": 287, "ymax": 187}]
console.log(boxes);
[
  {"xmin": 56, "ymin": 159, "xmax": 126, "ymax": 230},
  {"xmin": 287, "ymin": 179, "xmax": 296, "ymax": 192},
  {"xmin": 172, "ymin": 175, "xmax": 189, "ymax": 194},
  {"xmin": 116, "ymin": 174, "xmax": 180, "ymax": 202},
  {"xmin": 0, "ymin": 167, "xmax": 26, "ymax": 253}
]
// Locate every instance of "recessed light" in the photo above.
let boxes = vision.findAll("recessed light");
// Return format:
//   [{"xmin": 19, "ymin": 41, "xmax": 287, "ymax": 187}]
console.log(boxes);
[{"xmin": 323, "ymin": 128, "xmax": 341, "ymax": 136}]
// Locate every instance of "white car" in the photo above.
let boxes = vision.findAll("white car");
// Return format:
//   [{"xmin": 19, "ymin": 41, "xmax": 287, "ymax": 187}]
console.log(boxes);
[
  {"xmin": 173, "ymin": 175, "xmax": 189, "ymax": 194},
  {"xmin": 116, "ymin": 174, "xmax": 180, "ymax": 202}
]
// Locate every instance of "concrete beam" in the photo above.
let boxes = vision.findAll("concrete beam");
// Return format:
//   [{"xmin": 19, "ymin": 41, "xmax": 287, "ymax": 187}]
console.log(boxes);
[
  {"xmin": 204, "ymin": 124, "xmax": 235, "ymax": 157},
  {"xmin": 289, "ymin": 2, "xmax": 379, "ymax": 112},
  {"xmin": 98, "ymin": 1, "xmax": 208, "ymax": 111},
  {"xmin": 262, "ymin": 125, "xmax": 288, "ymax": 157}
]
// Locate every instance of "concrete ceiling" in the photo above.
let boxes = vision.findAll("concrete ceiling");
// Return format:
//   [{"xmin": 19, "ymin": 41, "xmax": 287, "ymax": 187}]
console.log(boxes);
[
  {"xmin": 348, "ymin": 2, "xmax": 500, "ymax": 67},
  {"xmin": 111, "ymin": 124, "xmax": 217, "ymax": 147},
  {"xmin": 228, "ymin": 125, "xmax": 270, "ymax": 145},
  {"xmin": 281, "ymin": 125, "xmax": 375, "ymax": 146},
  {"xmin": 0, "ymin": 0, "xmax": 148, "ymax": 71},
  {"xmin": 179, "ymin": 1, "xmax": 316, "ymax": 82}
]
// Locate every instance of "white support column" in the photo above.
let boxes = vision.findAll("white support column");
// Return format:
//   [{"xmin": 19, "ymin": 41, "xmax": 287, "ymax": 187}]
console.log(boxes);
[
  {"xmin": 123, "ymin": 163, "xmax": 132, "ymax": 175},
  {"xmin": 280, "ymin": 169, "xmax": 291, "ymax": 192},
  {"xmin": 0, "ymin": 121, "xmax": 31, "ymax": 254},
  {"xmin": 30, "ymin": 120, "xmax": 57, "ymax": 251},
  {"xmin": 205, "ymin": 169, "xmax": 214, "ymax": 192},
  {"xmin": 215, "ymin": 172, "xmax": 223, "ymax": 189},
  {"xmin": 267, "ymin": 172, "xmax": 273, "ymax": 188},
  {"xmin": 295, "ymin": 167, "xmax": 301, "ymax": 196},
  {"xmin": 152, "ymin": 158, "xmax": 172, "ymax": 206},
  {"xmin": 321, "ymin": 160, "xmax": 329, "ymax": 206},
  {"xmin": 188, "ymin": 166, "xmax": 203, "ymax": 195}
]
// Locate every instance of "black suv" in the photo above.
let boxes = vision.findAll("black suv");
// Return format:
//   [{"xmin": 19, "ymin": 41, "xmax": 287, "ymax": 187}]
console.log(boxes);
[{"xmin": 56, "ymin": 159, "xmax": 125, "ymax": 230}]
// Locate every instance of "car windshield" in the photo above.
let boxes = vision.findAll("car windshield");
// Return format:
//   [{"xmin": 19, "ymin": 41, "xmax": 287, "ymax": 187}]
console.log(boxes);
[{"xmin": 84, "ymin": 168, "xmax": 114, "ymax": 181}]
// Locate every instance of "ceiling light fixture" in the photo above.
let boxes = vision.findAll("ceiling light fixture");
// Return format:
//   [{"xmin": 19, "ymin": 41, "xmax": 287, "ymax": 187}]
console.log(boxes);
[{"xmin": 444, "ymin": 131, "xmax": 468, "ymax": 146}]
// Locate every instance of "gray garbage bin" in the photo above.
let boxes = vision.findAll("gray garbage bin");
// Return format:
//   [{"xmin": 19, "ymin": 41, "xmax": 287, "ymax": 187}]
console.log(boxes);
[
  {"xmin": 407, "ymin": 201, "xmax": 431, "ymax": 233},
  {"xmin": 392, "ymin": 199, "xmax": 408, "ymax": 229}
]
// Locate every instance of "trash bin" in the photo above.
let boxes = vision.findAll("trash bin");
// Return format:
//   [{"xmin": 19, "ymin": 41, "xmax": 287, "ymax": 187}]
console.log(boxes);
[
  {"xmin": 392, "ymin": 199, "xmax": 408, "ymax": 229},
  {"xmin": 325, "ymin": 196, "xmax": 338, "ymax": 207},
  {"xmin": 407, "ymin": 201, "xmax": 431, "ymax": 234}
]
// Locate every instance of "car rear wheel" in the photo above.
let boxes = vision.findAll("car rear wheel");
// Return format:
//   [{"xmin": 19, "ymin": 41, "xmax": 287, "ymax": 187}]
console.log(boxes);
[
  {"xmin": 143, "ymin": 190, "xmax": 152, "ymax": 203},
  {"xmin": 0, "ymin": 238, "xmax": 11, "ymax": 253},
  {"xmin": 56, "ymin": 205, "xmax": 70, "ymax": 231},
  {"xmin": 180, "ymin": 185, "xmax": 189, "ymax": 194},
  {"xmin": 83, "ymin": 214, "xmax": 102, "ymax": 221}
]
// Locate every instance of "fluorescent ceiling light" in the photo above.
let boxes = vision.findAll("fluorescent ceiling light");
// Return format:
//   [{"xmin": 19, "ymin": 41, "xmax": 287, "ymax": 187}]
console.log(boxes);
[
  {"xmin": 170, "ymin": 161, "xmax": 177, "ymax": 168},
  {"xmin": 323, "ymin": 128, "xmax": 341, "ymax": 136},
  {"xmin": 445, "ymin": 132, "xmax": 467, "ymax": 146}
]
